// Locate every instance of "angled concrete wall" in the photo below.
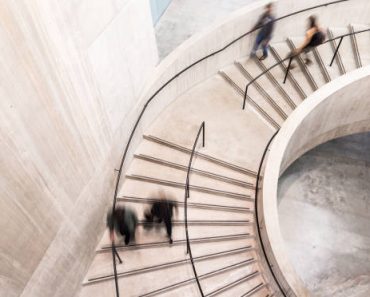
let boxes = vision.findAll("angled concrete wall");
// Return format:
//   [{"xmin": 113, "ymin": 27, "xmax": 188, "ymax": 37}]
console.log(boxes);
[{"xmin": 0, "ymin": 1, "xmax": 157, "ymax": 297}]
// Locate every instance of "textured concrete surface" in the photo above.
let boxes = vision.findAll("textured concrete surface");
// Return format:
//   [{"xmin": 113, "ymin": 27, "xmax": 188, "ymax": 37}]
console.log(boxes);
[
  {"xmin": 155, "ymin": 0, "xmax": 258, "ymax": 60},
  {"xmin": 278, "ymin": 132, "xmax": 370, "ymax": 297},
  {"xmin": 0, "ymin": 1, "xmax": 157, "ymax": 297}
]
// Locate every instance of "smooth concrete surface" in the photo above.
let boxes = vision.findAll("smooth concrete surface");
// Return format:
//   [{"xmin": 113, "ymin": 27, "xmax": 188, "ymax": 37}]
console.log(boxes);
[
  {"xmin": 0, "ymin": 1, "xmax": 157, "ymax": 297},
  {"xmin": 262, "ymin": 66, "xmax": 370, "ymax": 297},
  {"xmin": 155, "ymin": 0, "xmax": 257, "ymax": 59},
  {"xmin": 278, "ymin": 132, "xmax": 370, "ymax": 297}
]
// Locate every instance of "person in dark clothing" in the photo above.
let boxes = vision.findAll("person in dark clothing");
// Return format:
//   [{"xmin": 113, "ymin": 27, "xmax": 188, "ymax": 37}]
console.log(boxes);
[
  {"xmin": 106, "ymin": 206, "xmax": 138, "ymax": 245},
  {"xmin": 250, "ymin": 3, "xmax": 275, "ymax": 60},
  {"xmin": 290, "ymin": 15, "xmax": 326, "ymax": 67},
  {"xmin": 144, "ymin": 192, "xmax": 178, "ymax": 244}
]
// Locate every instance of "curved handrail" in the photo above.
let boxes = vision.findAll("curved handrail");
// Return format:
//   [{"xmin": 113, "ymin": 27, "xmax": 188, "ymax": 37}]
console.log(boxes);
[
  {"xmin": 184, "ymin": 122, "xmax": 205, "ymax": 296},
  {"xmin": 243, "ymin": 28, "xmax": 370, "ymax": 109},
  {"xmin": 110, "ymin": 1, "xmax": 353, "ymax": 296}
]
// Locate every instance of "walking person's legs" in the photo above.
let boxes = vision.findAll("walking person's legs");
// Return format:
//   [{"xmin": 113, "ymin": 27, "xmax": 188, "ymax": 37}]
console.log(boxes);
[
  {"xmin": 303, "ymin": 47, "xmax": 313, "ymax": 65},
  {"xmin": 121, "ymin": 225, "xmax": 131, "ymax": 245},
  {"xmin": 164, "ymin": 217, "xmax": 173, "ymax": 244},
  {"xmin": 260, "ymin": 38, "xmax": 270, "ymax": 60},
  {"xmin": 251, "ymin": 32, "xmax": 265, "ymax": 56}
]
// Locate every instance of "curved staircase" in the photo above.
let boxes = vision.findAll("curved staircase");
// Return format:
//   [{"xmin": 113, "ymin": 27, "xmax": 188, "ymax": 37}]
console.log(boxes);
[{"xmin": 79, "ymin": 21, "xmax": 370, "ymax": 297}]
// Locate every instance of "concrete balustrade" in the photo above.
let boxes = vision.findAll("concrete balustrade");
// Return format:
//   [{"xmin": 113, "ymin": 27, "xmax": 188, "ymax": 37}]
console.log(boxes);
[{"xmin": 262, "ymin": 65, "xmax": 370, "ymax": 296}]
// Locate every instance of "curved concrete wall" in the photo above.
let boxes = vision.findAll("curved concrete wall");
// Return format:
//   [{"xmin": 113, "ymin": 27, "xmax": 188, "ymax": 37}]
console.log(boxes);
[{"xmin": 262, "ymin": 65, "xmax": 370, "ymax": 296}]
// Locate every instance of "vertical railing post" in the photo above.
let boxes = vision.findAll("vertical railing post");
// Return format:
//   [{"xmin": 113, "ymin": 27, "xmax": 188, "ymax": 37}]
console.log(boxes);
[
  {"xmin": 283, "ymin": 57, "xmax": 293, "ymax": 84},
  {"xmin": 330, "ymin": 36, "xmax": 344, "ymax": 66},
  {"xmin": 112, "ymin": 243, "xmax": 120, "ymax": 297},
  {"xmin": 202, "ymin": 122, "xmax": 205, "ymax": 147},
  {"xmin": 114, "ymin": 246, "xmax": 123, "ymax": 264},
  {"xmin": 243, "ymin": 85, "xmax": 248, "ymax": 110}
]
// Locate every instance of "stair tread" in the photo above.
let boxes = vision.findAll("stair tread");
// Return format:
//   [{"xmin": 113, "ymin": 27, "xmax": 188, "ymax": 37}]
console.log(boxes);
[
  {"xmin": 269, "ymin": 41, "xmax": 313, "ymax": 96},
  {"xmin": 329, "ymin": 27, "xmax": 358, "ymax": 72}
]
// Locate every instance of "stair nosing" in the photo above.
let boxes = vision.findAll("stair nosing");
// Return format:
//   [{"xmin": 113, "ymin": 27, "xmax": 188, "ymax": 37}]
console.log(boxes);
[
  {"xmin": 125, "ymin": 174, "xmax": 253, "ymax": 201},
  {"xmin": 219, "ymin": 70, "xmax": 280, "ymax": 130},
  {"xmin": 97, "ymin": 233, "xmax": 254, "ymax": 253},
  {"xmin": 117, "ymin": 195, "xmax": 253, "ymax": 213},
  {"xmin": 85, "ymin": 245, "xmax": 255, "ymax": 285},
  {"xmin": 143, "ymin": 134, "xmax": 258, "ymax": 177},
  {"xmin": 134, "ymin": 153, "xmax": 254, "ymax": 189}
]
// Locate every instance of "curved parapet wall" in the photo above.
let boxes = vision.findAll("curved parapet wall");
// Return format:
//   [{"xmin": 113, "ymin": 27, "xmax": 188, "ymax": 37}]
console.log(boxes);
[{"xmin": 262, "ymin": 65, "xmax": 370, "ymax": 296}]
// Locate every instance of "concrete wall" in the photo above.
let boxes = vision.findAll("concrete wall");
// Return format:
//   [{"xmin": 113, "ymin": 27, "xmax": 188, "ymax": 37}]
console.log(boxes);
[
  {"xmin": 0, "ymin": 1, "xmax": 157, "ymax": 297},
  {"xmin": 262, "ymin": 65, "xmax": 370, "ymax": 296}
]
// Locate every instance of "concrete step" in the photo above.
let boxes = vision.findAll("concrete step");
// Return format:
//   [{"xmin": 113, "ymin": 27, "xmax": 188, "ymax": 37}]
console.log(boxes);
[
  {"xmin": 230, "ymin": 62, "xmax": 289, "ymax": 120},
  {"xmin": 237, "ymin": 56, "xmax": 297, "ymax": 111},
  {"xmin": 286, "ymin": 38, "xmax": 319, "ymax": 91},
  {"xmin": 254, "ymin": 53, "xmax": 305, "ymax": 104},
  {"xmin": 133, "ymin": 154, "xmax": 252, "ymax": 188},
  {"xmin": 127, "ymin": 157, "xmax": 253, "ymax": 195},
  {"xmin": 142, "ymin": 134, "xmax": 257, "ymax": 177},
  {"xmin": 117, "ymin": 196, "xmax": 253, "ymax": 215},
  {"xmin": 288, "ymin": 36, "xmax": 329, "ymax": 86},
  {"xmin": 98, "ymin": 219, "xmax": 253, "ymax": 250},
  {"xmin": 136, "ymin": 138, "xmax": 255, "ymax": 184},
  {"xmin": 140, "ymin": 257, "xmax": 260, "ymax": 297},
  {"xmin": 351, "ymin": 24, "xmax": 370, "ymax": 66},
  {"xmin": 122, "ymin": 175, "xmax": 252, "ymax": 201},
  {"xmin": 327, "ymin": 27, "xmax": 356, "ymax": 74},
  {"xmin": 234, "ymin": 60, "xmax": 293, "ymax": 117},
  {"xmin": 85, "ymin": 244, "xmax": 256, "ymax": 284},
  {"xmin": 220, "ymin": 63, "xmax": 285, "ymax": 125},
  {"xmin": 99, "ymin": 232, "xmax": 254, "ymax": 253},
  {"xmin": 314, "ymin": 37, "xmax": 343, "ymax": 79},
  {"xmin": 269, "ymin": 41, "xmax": 313, "ymax": 97},
  {"xmin": 200, "ymin": 264, "xmax": 263, "ymax": 297},
  {"xmin": 118, "ymin": 178, "xmax": 254, "ymax": 209},
  {"xmin": 218, "ymin": 69, "xmax": 281, "ymax": 130}
]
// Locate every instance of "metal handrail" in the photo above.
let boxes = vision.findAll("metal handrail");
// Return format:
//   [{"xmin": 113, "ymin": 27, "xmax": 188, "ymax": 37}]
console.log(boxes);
[
  {"xmin": 243, "ymin": 28, "xmax": 370, "ymax": 109},
  {"xmin": 110, "ymin": 1, "xmax": 352, "ymax": 296},
  {"xmin": 184, "ymin": 121, "xmax": 205, "ymax": 296},
  {"xmin": 253, "ymin": 130, "xmax": 283, "ymax": 295}
]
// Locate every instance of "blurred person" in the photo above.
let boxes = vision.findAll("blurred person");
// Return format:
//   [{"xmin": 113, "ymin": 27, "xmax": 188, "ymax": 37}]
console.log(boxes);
[
  {"xmin": 250, "ymin": 3, "xmax": 275, "ymax": 60},
  {"xmin": 290, "ymin": 15, "xmax": 326, "ymax": 67},
  {"xmin": 144, "ymin": 190, "xmax": 178, "ymax": 244},
  {"xmin": 106, "ymin": 205, "xmax": 138, "ymax": 245}
]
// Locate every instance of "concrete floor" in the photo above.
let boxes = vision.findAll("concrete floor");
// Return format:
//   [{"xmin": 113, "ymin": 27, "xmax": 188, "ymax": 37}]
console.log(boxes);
[
  {"xmin": 155, "ymin": 0, "xmax": 258, "ymax": 60},
  {"xmin": 278, "ymin": 132, "xmax": 370, "ymax": 297}
]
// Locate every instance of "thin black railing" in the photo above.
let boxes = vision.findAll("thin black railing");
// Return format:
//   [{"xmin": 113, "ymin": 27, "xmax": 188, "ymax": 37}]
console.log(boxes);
[
  {"xmin": 110, "ymin": 1, "xmax": 352, "ymax": 296},
  {"xmin": 253, "ymin": 130, "xmax": 283, "ymax": 295},
  {"xmin": 243, "ymin": 28, "xmax": 370, "ymax": 109},
  {"xmin": 184, "ymin": 121, "xmax": 205, "ymax": 296}
]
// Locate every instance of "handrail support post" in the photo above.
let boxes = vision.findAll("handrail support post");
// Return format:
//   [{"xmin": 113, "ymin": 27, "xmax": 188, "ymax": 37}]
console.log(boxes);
[
  {"xmin": 283, "ymin": 57, "xmax": 293, "ymax": 84},
  {"xmin": 114, "ymin": 246, "xmax": 123, "ymax": 264},
  {"xmin": 112, "ymin": 244, "xmax": 120, "ymax": 297},
  {"xmin": 243, "ymin": 86, "xmax": 248, "ymax": 110},
  {"xmin": 202, "ymin": 122, "xmax": 205, "ymax": 147},
  {"xmin": 330, "ymin": 36, "xmax": 343, "ymax": 66}
]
